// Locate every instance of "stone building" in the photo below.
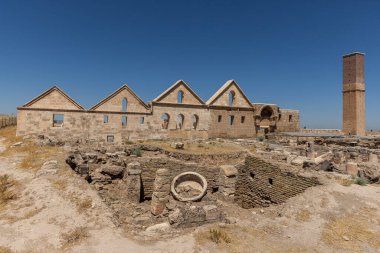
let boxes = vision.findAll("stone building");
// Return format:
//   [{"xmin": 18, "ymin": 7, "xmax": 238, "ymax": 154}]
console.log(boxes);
[
  {"xmin": 16, "ymin": 80, "xmax": 299, "ymax": 142},
  {"xmin": 342, "ymin": 52, "xmax": 366, "ymax": 136}
]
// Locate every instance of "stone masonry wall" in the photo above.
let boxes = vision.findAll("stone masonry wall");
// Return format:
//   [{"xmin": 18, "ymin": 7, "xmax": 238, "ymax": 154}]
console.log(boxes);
[
  {"xmin": 208, "ymin": 109, "xmax": 256, "ymax": 138},
  {"xmin": 235, "ymin": 156, "xmax": 320, "ymax": 208},
  {"xmin": 276, "ymin": 109, "xmax": 300, "ymax": 132},
  {"xmin": 17, "ymin": 82, "xmax": 300, "ymax": 141}
]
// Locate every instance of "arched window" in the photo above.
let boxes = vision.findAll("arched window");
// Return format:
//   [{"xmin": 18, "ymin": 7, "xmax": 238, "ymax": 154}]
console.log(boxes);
[
  {"xmin": 176, "ymin": 114, "xmax": 184, "ymax": 129},
  {"xmin": 260, "ymin": 106, "xmax": 273, "ymax": 119},
  {"xmin": 122, "ymin": 97, "xmax": 128, "ymax": 112},
  {"xmin": 161, "ymin": 113, "xmax": 170, "ymax": 129},
  {"xmin": 177, "ymin": 90, "xmax": 184, "ymax": 104},
  {"xmin": 229, "ymin": 91, "xmax": 235, "ymax": 107},
  {"xmin": 191, "ymin": 114, "xmax": 199, "ymax": 129}
]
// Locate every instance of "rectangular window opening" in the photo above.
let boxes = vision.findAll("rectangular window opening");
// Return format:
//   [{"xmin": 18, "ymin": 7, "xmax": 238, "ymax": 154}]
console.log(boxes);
[
  {"xmin": 122, "ymin": 116, "xmax": 127, "ymax": 126},
  {"xmin": 107, "ymin": 135, "xmax": 114, "ymax": 143},
  {"xmin": 139, "ymin": 117, "xmax": 144, "ymax": 124},
  {"xmin": 53, "ymin": 114, "xmax": 64, "ymax": 127},
  {"xmin": 241, "ymin": 116, "xmax": 245, "ymax": 123},
  {"xmin": 229, "ymin": 115, "xmax": 234, "ymax": 126},
  {"xmin": 103, "ymin": 115, "xmax": 109, "ymax": 124},
  {"xmin": 218, "ymin": 115, "xmax": 222, "ymax": 122},
  {"xmin": 289, "ymin": 115, "xmax": 293, "ymax": 122}
]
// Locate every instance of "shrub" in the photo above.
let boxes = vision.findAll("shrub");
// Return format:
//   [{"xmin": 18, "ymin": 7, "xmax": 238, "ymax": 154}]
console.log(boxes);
[
  {"xmin": 0, "ymin": 175, "xmax": 16, "ymax": 207},
  {"xmin": 209, "ymin": 228, "xmax": 231, "ymax": 244},
  {"xmin": 354, "ymin": 176, "xmax": 368, "ymax": 186},
  {"xmin": 257, "ymin": 136, "xmax": 264, "ymax": 142},
  {"xmin": 131, "ymin": 148, "xmax": 141, "ymax": 157}
]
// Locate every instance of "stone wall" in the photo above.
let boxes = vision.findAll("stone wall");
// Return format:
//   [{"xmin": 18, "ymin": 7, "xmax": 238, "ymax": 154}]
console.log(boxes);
[
  {"xmin": 234, "ymin": 156, "xmax": 320, "ymax": 208},
  {"xmin": 208, "ymin": 109, "xmax": 256, "ymax": 138},
  {"xmin": 276, "ymin": 109, "xmax": 300, "ymax": 132},
  {"xmin": 17, "ymin": 82, "xmax": 300, "ymax": 141}
]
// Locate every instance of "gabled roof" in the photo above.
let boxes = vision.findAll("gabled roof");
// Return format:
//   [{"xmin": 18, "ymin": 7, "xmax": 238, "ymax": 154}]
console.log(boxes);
[
  {"xmin": 22, "ymin": 85, "xmax": 85, "ymax": 110},
  {"xmin": 206, "ymin": 80, "xmax": 253, "ymax": 107},
  {"xmin": 153, "ymin": 80, "xmax": 205, "ymax": 104},
  {"xmin": 90, "ymin": 84, "xmax": 149, "ymax": 110}
]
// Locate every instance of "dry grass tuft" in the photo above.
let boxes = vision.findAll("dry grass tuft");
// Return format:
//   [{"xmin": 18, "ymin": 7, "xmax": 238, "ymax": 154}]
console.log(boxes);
[
  {"xmin": 72, "ymin": 195, "xmax": 92, "ymax": 213},
  {"xmin": 4, "ymin": 206, "xmax": 45, "ymax": 224},
  {"xmin": 209, "ymin": 228, "xmax": 231, "ymax": 244},
  {"xmin": 0, "ymin": 126, "xmax": 22, "ymax": 148},
  {"xmin": 0, "ymin": 175, "xmax": 17, "ymax": 210},
  {"xmin": 0, "ymin": 126, "xmax": 65, "ymax": 172},
  {"xmin": 51, "ymin": 179, "xmax": 67, "ymax": 191},
  {"xmin": 322, "ymin": 208, "xmax": 380, "ymax": 252},
  {"xmin": 61, "ymin": 227, "xmax": 89, "ymax": 248},
  {"xmin": 339, "ymin": 178, "xmax": 353, "ymax": 187},
  {"xmin": 295, "ymin": 209, "xmax": 311, "ymax": 222},
  {"xmin": 17, "ymin": 143, "xmax": 63, "ymax": 171}
]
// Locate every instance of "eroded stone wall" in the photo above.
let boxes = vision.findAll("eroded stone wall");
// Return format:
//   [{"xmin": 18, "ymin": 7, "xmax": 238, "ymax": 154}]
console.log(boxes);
[{"xmin": 235, "ymin": 156, "xmax": 320, "ymax": 208}]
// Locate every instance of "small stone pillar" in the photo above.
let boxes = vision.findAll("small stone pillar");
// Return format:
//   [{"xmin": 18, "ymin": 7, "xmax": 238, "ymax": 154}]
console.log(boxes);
[
  {"xmin": 126, "ymin": 162, "xmax": 142, "ymax": 203},
  {"xmin": 219, "ymin": 165, "xmax": 238, "ymax": 198},
  {"xmin": 346, "ymin": 162, "xmax": 358, "ymax": 176},
  {"xmin": 151, "ymin": 168, "xmax": 171, "ymax": 216}
]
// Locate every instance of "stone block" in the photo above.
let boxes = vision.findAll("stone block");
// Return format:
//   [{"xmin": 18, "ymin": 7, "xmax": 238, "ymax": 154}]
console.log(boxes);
[
  {"xmin": 203, "ymin": 205, "xmax": 220, "ymax": 221},
  {"xmin": 346, "ymin": 162, "xmax": 359, "ymax": 176},
  {"xmin": 100, "ymin": 164, "xmax": 124, "ymax": 177},
  {"xmin": 220, "ymin": 165, "xmax": 238, "ymax": 177}
]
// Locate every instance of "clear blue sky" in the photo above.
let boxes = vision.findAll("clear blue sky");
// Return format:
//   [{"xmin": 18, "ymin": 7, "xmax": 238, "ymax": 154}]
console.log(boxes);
[{"xmin": 1, "ymin": 0, "xmax": 379, "ymax": 129}]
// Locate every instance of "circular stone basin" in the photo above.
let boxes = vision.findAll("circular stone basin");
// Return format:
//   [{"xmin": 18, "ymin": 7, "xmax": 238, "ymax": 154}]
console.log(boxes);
[{"xmin": 171, "ymin": 172, "xmax": 208, "ymax": 202}]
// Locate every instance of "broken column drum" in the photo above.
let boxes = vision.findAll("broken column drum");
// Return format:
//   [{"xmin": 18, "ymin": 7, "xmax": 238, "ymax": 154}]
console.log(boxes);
[
  {"xmin": 151, "ymin": 168, "xmax": 171, "ymax": 215},
  {"xmin": 171, "ymin": 172, "xmax": 208, "ymax": 202},
  {"xmin": 125, "ymin": 162, "xmax": 142, "ymax": 203}
]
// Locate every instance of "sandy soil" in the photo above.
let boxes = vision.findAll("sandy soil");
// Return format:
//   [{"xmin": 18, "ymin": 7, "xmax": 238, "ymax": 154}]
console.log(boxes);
[
  {"xmin": 0, "ymin": 137, "xmax": 194, "ymax": 253},
  {"xmin": 1, "ymin": 132, "xmax": 380, "ymax": 253}
]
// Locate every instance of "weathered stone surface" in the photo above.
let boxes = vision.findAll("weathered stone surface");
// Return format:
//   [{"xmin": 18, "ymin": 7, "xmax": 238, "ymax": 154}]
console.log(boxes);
[
  {"xmin": 171, "ymin": 142, "xmax": 184, "ymax": 149},
  {"xmin": 145, "ymin": 222, "xmax": 171, "ymax": 233},
  {"xmin": 168, "ymin": 204, "xmax": 222, "ymax": 228},
  {"xmin": 203, "ymin": 205, "xmax": 220, "ymax": 221},
  {"xmin": 151, "ymin": 168, "xmax": 170, "ymax": 216},
  {"xmin": 127, "ymin": 162, "xmax": 141, "ymax": 175},
  {"xmin": 220, "ymin": 165, "xmax": 238, "ymax": 177},
  {"xmin": 35, "ymin": 160, "xmax": 58, "ymax": 177},
  {"xmin": 219, "ymin": 165, "xmax": 237, "ymax": 198},
  {"xmin": 101, "ymin": 164, "xmax": 124, "ymax": 177},
  {"xmin": 291, "ymin": 156, "xmax": 307, "ymax": 166},
  {"xmin": 346, "ymin": 162, "xmax": 358, "ymax": 176},
  {"xmin": 126, "ymin": 176, "xmax": 141, "ymax": 203}
]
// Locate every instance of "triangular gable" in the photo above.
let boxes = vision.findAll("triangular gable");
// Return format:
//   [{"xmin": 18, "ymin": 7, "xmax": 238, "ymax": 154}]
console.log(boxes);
[
  {"xmin": 153, "ymin": 80, "xmax": 205, "ymax": 105},
  {"xmin": 206, "ymin": 80, "xmax": 253, "ymax": 108},
  {"xmin": 22, "ymin": 86, "xmax": 84, "ymax": 110},
  {"xmin": 90, "ymin": 84, "xmax": 150, "ymax": 112}
]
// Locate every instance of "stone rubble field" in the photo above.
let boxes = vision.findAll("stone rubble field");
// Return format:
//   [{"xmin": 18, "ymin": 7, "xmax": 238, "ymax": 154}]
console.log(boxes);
[{"xmin": 1, "ymin": 126, "xmax": 380, "ymax": 253}]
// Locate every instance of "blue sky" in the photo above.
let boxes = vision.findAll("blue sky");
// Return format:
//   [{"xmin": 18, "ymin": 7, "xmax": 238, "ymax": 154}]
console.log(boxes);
[{"xmin": 0, "ymin": 0, "xmax": 379, "ymax": 129}]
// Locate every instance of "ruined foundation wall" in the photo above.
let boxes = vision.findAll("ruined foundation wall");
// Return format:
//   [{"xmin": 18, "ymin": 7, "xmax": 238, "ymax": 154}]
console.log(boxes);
[{"xmin": 235, "ymin": 156, "xmax": 319, "ymax": 208}]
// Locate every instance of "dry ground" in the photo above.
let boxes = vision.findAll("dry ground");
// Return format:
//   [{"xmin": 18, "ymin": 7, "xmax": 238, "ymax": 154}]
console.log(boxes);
[{"xmin": 1, "ymin": 126, "xmax": 380, "ymax": 253}]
